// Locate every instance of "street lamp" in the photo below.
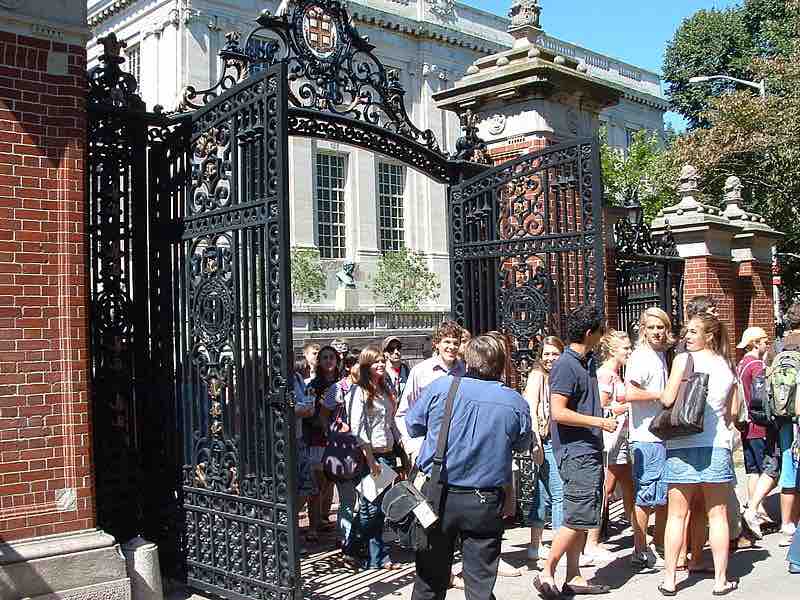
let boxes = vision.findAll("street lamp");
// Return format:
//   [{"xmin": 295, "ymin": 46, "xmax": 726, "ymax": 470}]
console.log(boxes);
[
  {"xmin": 623, "ymin": 192, "xmax": 643, "ymax": 227},
  {"xmin": 688, "ymin": 75, "xmax": 766, "ymax": 98}
]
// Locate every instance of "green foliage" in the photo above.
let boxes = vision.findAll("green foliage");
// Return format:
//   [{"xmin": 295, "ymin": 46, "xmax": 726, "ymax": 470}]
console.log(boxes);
[
  {"xmin": 599, "ymin": 128, "xmax": 679, "ymax": 221},
  {"xmin": 290, "ymin": 247, "xmax": 327, "ymax": 305},
  {"xmin": 663, "ymin": 1, "xmax": 798, "ymax": 129},
  {"xmin": 369, "ymin": 247, "xmax": 440, "ymax": 311}
]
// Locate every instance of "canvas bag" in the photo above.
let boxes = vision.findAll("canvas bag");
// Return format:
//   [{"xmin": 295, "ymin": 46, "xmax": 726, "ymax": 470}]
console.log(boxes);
[
  {"xmin": 322, "ymin": 386, "xmax": 368, "ymax": 482},
  {"xmin": 649, "ymin": 353, "xmax": 708, "ymax": 440}
]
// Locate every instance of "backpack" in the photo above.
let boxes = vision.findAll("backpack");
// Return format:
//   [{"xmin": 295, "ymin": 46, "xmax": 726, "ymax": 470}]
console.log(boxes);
[
  {"xmin": 767, "ymin": 347, "xmax": 800, "ymax": 420},
  {"xmin": 749, "ymin": 371, "xmax": 771, "ymax": 426}
]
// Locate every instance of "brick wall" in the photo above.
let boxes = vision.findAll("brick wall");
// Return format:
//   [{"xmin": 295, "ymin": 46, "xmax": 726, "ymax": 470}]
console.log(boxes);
[
  {"xmin": 0, "ymin": 32, "xmax": 92, "ymax": 541},
  {"xmin": 683, "ymin": 255, "xmax": 737, "ymax": 351},
  {"xmin": 735, "ymin": 261, "xmax": 775, "ymax": 343}
]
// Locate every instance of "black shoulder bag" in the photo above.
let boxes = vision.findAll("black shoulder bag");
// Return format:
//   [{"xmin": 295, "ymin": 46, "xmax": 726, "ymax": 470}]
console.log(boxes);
[
  {"xmin": 648, "ymin": 353, "xmax": 708, "ymax": 440},
  {"xmin": 382, "ymin": 376, "xmax": 461, "ymax": 551}
]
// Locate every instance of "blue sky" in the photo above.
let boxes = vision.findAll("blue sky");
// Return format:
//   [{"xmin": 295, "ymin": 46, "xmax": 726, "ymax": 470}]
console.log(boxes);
[{"xmin": 460, "ymin": 0, "xmax": 742, "ymax": 130}]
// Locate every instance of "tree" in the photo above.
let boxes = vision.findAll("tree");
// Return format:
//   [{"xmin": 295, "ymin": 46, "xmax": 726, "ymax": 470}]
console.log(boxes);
[
  {"xmin": 369, "ymin": 247, "xmax": 440, "ymax": 311},
  {"xmin": 663, "ymin": 0, "xmax": 796, "ymax": 129},
  {"xmin": 290, "ymin": 247, "xmax": 327, "ymax": 305},
  {"xmin": 599, "ymin": 128, "xmax": 679, "ymax": 221}
]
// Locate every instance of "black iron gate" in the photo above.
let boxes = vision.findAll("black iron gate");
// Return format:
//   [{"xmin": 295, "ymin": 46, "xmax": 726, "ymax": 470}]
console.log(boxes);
[
  {"xmin": 448, "ymin": 139, "xmax": 605, "ymax": 521},
  {"xmin": 613, "ymin": 213, "xmax": 684, "ymax": 338},
  {"xmin": 177, "ymin": 65, "xmax": 298, "ymax": 599}
]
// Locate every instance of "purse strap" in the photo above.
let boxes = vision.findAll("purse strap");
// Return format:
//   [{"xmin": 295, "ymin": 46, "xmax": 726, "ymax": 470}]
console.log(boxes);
[{"xmin": 427, "ymin": 376, "xmax": 462, "ymax": 513}]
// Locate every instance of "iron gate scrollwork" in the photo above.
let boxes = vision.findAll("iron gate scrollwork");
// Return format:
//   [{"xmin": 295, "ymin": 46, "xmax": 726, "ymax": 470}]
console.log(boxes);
[
  {"xmin": 449, "ymin": 138, "xmax": 605, "ymax": 522},
  {"xmin": 178, "ymin": 64, "xmax": 298, "ymax": 600},
  {"xmin": 613, "ymin": 214, "xmax": 684, "ymax": 338}
]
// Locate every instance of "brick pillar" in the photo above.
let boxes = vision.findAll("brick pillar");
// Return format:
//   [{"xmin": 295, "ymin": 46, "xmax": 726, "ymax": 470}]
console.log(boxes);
[
  {"xmin": 0, "ymin": 4, "xmax": 130, "ymax": 599},
  {"xmin": 652, "ymin": 166, "xmax": 739, "ymax": 348}
]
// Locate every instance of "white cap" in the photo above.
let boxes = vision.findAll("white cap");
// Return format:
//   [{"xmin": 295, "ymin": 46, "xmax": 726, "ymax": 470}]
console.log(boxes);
[{"xmin": 736, "ymin": 326, "xmax": 768, "ymax": 349}]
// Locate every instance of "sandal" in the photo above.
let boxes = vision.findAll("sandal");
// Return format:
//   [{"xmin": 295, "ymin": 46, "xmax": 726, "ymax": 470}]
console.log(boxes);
[
  {"xmin": 657, "ymin": 584, "xmax": 677, "ymax": 597},
  {"xmin": 533, "ymin": 575, "xmax": 560, "ymax": 600},
  {"xmin": 382, "ymin": 562, "xmax": 404, "ymax": 571},
  {"xmin": 712, "ymin": 582, "xmax": 738, "ymax": 596}
]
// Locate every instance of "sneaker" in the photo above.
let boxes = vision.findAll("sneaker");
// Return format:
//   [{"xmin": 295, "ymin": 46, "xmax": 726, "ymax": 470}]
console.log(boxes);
[
  {"xmin": 742, "ymin": 509, "xmax": 764, "ymax": 539},
  {"xmin": 645, "ymin": 544, "xmax": 665, "ymax": 568},
  {"xmin": 779, "ymin": 524, "xmax": 796, "ymax": 548},
  {"xmin": 528, "ymin": 545, "xmax": 549, "ymax": 561}
]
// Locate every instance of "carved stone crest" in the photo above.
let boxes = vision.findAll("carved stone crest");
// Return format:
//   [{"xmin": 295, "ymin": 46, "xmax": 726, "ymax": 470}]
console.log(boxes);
[{"xmin": 487, "ymin": 114, "xmax": 507, "ymax": 135}]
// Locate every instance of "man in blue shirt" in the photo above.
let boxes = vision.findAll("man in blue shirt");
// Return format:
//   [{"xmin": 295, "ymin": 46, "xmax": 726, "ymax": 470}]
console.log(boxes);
[
  {"xmin": 406, "ymin": 334, "xmax": 532, "ymax": 600},
  {"xmin": 534, "ymin": 305, "xmax": 617, "ymax": 599}
]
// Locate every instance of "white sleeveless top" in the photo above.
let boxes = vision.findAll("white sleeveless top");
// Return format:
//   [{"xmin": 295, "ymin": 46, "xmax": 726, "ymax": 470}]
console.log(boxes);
[{"xmin": 666, "ymin": 351, "xmax": 735, "ymax": 451}]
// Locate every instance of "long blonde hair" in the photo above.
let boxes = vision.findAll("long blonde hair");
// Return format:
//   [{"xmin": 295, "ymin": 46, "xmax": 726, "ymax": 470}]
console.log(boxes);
[
  {"xmin": 637, "ymin": 307, "xmax": 675, "ymax": 349},
  {"xmin": 357, "ymin": 345, "xmax": 395, "ymax": 408}
]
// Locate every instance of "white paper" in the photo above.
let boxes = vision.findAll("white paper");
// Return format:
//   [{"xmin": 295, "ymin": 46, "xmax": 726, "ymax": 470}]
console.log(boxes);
[
  {"xmin": 357, "ymin": 464, "xmax": 398, "ymax": 502},
  {"xmin": 412, "ymin": 500, "xmax": 439, "ymax": 528}
]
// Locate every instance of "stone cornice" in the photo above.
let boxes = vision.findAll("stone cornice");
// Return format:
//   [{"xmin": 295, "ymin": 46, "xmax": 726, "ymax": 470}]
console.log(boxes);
[
  {"xmin": 88, "ymin": 0, "xmax": 138, "ymax": 28},
  {"xmin": 621, "ymin": 90, "xmax": 670, "ymax": 112}
]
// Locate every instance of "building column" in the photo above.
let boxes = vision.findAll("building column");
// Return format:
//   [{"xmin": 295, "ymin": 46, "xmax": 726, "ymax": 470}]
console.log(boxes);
[{"xmin": 0, "ymin": 2, "xmax": 131, "ymax": 599}]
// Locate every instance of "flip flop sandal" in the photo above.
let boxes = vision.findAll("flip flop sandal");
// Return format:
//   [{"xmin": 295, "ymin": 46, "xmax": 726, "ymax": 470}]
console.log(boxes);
[
  {"xmin": 532, "ymin": 575, "xmax": 560, "ymax": 600},
  {"xmin": 562, "ymin": 583, "xmax": 611, "ymax": 595},
  {"xmin": 657, "ymin": 584, "xmax": 677, "ymax": 597},
  {"xmin": 712, "ymin": 582, "xmax": 738, "ymax": 596}
]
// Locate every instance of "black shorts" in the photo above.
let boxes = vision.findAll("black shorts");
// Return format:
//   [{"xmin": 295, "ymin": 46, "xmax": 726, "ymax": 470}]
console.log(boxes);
[
  {"xmin": 558, "ymin": 451, "xmax": 604, "ymax": 530},
  {"xmin": 743, "ymin": 437, "xmax": 767, "ymax": 475},
  {"xmin": 761, "ymin": 427, "xmax": 781, "ymax": 480}
]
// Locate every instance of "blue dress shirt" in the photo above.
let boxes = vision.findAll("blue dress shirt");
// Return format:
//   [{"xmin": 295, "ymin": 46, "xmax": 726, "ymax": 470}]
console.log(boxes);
[{"xmin": 405, "ymin": 375, "xmax": 532, "ymax": 489}]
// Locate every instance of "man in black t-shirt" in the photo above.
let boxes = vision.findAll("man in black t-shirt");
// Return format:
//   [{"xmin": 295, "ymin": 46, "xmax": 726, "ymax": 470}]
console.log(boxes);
[{"xmin": 533, "ymin": 306, "xmax": 617, "ymax": 599}]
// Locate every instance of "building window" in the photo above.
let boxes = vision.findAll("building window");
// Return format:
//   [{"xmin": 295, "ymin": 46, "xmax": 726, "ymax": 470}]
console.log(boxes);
[
  {"xmin": 125, "ymin": 44, "xmax": 140, "ymax": 84},
  {"xmin": 378, "ymin": 162, "xmax": 405, "ymax": 252},
  {"xmin": 316, "ymin": 153, "xmax": 347, "ymax": 259},
  {"xmin": 625, "ymin": 127, "xmax": 640, "ymax": 151}
]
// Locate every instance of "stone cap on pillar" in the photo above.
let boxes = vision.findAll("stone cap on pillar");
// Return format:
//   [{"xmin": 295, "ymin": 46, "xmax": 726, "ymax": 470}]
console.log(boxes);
[
  {"xmin": 722, "ymin": 175, "xmax": 783, "ymax": 264},
  {"xmin": 651, "ymin": 165, "xmax": 739, "ymax": 260}
]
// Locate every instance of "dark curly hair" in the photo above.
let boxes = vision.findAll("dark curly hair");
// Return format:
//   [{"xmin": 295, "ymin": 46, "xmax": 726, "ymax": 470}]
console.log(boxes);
[
  {"xmin": 786, "ymin": 303, "xmax": 800, "ymax": 330},
  {"xmin": 565, "ymin": 305, "xmax": 604, "ymax": 344}
]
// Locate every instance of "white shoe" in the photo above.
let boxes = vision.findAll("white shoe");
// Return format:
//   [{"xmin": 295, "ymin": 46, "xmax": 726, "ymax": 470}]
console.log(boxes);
[
  {"xmin": 497, "ymin": 558, "xmax": 523, "ymax": 577},
  {"xmin": 527, "ymin": 545, "xmax": 549, "ymax": 561},
  {"xmin": 742, "ymin": 509, "xmax": 764, "ymax": 539},
  {"xmin": 779, "ymin": 524, "xmax": 797, "ymax": 547}
]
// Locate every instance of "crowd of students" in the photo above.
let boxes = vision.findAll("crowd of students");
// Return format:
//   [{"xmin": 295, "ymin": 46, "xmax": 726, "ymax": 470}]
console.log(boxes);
[{"xmin": 290, "ymin": 298, "xmax": 800, "ymax": 596}]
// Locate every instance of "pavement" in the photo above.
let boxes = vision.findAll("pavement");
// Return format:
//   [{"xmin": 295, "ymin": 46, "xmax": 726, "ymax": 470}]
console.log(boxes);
[{"xmin": 169, "ymin": 514, "xmax": 800, "ymax": 600}]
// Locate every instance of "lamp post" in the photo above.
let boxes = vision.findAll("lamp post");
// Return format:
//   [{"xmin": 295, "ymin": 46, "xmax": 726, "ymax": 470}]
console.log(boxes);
[{"xmin": 688, "ymin": 75, "xmax": 766, "ymax": 98}]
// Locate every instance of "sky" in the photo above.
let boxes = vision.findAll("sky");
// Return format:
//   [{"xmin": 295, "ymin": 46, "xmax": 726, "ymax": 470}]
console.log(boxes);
[{"xmin": 460, "ymin": 0, "xmax": 742, "ymax": 130}]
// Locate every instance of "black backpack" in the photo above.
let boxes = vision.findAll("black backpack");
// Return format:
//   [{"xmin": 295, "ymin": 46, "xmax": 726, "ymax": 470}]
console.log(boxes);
[{"xmin": 749, "ymin": 371, "xmax": 771, "ymax": 426}]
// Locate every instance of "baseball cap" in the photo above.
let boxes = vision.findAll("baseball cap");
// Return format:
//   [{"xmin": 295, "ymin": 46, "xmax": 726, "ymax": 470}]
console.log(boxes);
[{"xmin": 736, "ymin": 326, "xmax": 768, "ymax": 349}]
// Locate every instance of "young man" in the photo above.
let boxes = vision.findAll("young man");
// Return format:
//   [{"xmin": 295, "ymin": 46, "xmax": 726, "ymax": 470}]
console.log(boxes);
[
  {"xmin": 407, "ymin": 334, "xmax": 532, "ymax": 600},
  {"xmin": 736, "ymin": 327, "xmax": 776, "ymax": 539},
  {"xmin": 383, "ymin": 336, "xmax": 411, "ymax": 399},
  {"xmin": 303, "ymin": 341, "xmax": 320, "ymax": 381},
  {"xmin": 533, "ymin": 305, "xmax": 616, "ymax": 599},
  {"xmin": 395, "ymin": 320, "xmax": 465, "ymax": 461},
  {"xmin": 625, "ymin": 307, "xmax": 672, "ymax": 569}
]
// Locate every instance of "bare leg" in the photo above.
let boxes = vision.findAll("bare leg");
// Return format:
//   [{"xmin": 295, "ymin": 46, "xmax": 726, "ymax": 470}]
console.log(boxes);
[
  {"xmin": 662, "ymin": 485, "xmax": 693, "ymax": 592},
  {"xmin": 703, "ymin": 483, "xmax": 732, "ymax": 592},
  {"xmin": 748, "ymin": 474, "xmax": 776, "ymax": 515},
  {"xmin": 565, "ymin": 531, "xmax": 587, "ymax": 585},
  {"xmin": 614, "ymin": 465, "xmax": 636, "ymax": 527},
  {"xmin": 687, "ymin": 494, "xmax": 708, "ymax": 568},
  {"xmin": 633, "ymin": 505, "xmax": 651, "ymax": 555},
  {"xmin": 542, "ymin": 527, "xmax": 584, "ymax": 584},
  {"xmin": 654, "ymin": 505, "xmax": 667, "ymax": 548},
  {"xmin": 781, "ymin": 491, "xmax": 797, "ymax": 528}
]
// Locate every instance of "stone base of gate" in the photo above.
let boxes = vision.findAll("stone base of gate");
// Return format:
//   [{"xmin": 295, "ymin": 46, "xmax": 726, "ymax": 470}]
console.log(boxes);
[{"xmin": 0, "ymin": 529, "xmax": 132, "ymax": 600}]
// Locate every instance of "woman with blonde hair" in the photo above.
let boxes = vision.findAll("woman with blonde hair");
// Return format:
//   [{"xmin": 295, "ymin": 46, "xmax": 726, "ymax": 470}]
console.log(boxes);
[
  {"xmin": 659, "ymin": 313, "xmax": 739, "ymax": 596},
  {"xmin": 524, "ymin": 335, "xmax": 566, "ymax": 563},
  {"xmin": 346, "ymin": 345, "xmax": 403, "ymax": 570},
  {"xmin": 583, "ymin": 329, "xmax": 635, "ymax": 563}
]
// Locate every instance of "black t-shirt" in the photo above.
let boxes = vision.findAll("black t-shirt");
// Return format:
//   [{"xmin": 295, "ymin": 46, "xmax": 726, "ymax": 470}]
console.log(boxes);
[{"xmin": 549, "ymin": 347, "xmax": 603, "ymax": 458}]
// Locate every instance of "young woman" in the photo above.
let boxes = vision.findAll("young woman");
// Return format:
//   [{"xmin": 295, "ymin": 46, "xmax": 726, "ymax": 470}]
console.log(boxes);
[
  {"xmin": 305, "ymin": 345, "xmax": 341, "ymax": 543},
  {"xmin": 583, "ymin": 330, "xmax": 634, "ymax": 563},
  {"xmin": 347, "ymin": 346, "xmax": 402, "ymax": 570},
  {"xmin": 659, "ymin": 313, "xmax": 739, "ymax": 597},
  {"xmin": 524, "ymin": 336, "xmax": 565, "ymax": 563}
]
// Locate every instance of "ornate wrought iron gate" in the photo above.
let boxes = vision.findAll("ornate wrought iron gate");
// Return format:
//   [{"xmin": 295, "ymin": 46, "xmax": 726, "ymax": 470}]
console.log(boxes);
[
  {"xmin": 177, "ymin": 65, "xmax": 298, "ymax": 600},
  {"xmin": 448, "ymin": 138, "xmax": 605, "ymax": 521},
  {"xmin": 613, "ymin": 215, "xmax": 684, "ymax": 338}
]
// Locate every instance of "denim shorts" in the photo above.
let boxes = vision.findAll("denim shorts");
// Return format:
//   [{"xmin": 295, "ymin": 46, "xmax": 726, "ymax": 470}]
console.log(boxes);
[
  {"xmin": 632, "ymin": 441, "xmax": 667, "ymax": 507},
  {"xmin": 665, "ymin": 447, "xmax": 735, "ymax": 485},
  {"xmin": 779, "ymin": 421, "xmax": 799, "ymax": 490},
  {"xmin": 558, "ymin": 451, "xmax": 604, "ymax": 530},
  {"xmin": 743, "ymin": 437, "xmax": 767, "ymax": 475}
]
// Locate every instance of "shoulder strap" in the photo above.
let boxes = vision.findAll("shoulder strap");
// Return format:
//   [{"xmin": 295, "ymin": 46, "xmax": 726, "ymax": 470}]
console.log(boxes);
[{"xmin": 427, "ymin": 376, "xmax": 461, "ymax": 513}]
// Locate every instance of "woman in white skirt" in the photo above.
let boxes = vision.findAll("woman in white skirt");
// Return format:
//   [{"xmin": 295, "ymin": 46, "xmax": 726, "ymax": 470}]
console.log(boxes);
[{"xmin": 659, "ymin": 313, "xmax": 739, "ymax": 597}]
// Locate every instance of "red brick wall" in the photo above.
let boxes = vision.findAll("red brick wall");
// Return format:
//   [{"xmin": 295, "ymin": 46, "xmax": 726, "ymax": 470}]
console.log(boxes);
[
  {"xmin": 735, "ymin": 261, "xmax": 775, "ymax": 343},
  {"xmin": 683, "ymin": 256, "xmax": 737, "ymax": 353},
  {"xmin": 0, "ymin": 32, "xmax": 92, "ymax": 542}
]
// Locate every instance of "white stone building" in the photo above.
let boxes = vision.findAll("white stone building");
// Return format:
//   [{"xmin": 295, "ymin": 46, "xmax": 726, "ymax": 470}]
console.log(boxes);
[{"xmin": 87, "ymin": 0, "xmax": 668, "ymax": 337}]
